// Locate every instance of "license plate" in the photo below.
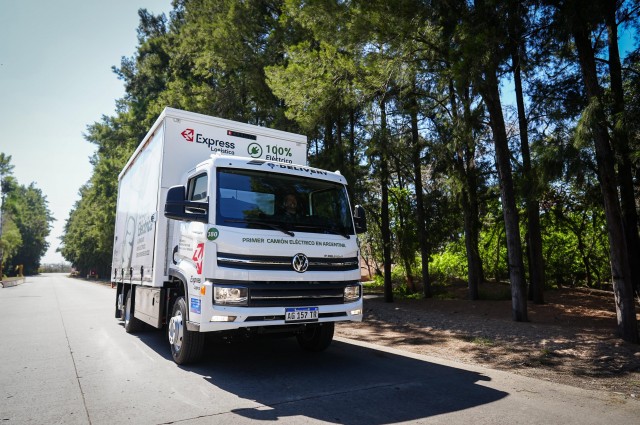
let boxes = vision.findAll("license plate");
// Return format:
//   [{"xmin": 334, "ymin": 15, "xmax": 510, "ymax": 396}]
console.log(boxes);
[{"xmin": 285, "ymin": 307, "xmax": 319, "ymax": 322}]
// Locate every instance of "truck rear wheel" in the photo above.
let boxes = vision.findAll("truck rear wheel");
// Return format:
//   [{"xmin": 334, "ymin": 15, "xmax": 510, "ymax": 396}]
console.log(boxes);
[
  {"xmin": 168, "ymin": 297, "xmax": 204, "ymax": 364},
  {"xmin": 296, "ymin": 322, "xmax": 334, "ymax": 352},
  {"xmin": 124, "ymin": 290, "xmax": 144, "ymax": 333},
  {"xmin": 118, "ymin": 293, "xmax": 125, "ymax": 321}
]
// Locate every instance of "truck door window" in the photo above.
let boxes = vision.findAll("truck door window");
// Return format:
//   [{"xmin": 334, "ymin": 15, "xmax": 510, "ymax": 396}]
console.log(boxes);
[{"xmin": 188, "ymin": 174, "xmax": 208, "ymax": 201}]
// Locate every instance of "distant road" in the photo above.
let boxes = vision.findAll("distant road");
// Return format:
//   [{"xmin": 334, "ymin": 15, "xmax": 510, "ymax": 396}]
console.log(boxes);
[{"xmin": 1, "ymin": 274, "xmax": 637, "ymax": 424}]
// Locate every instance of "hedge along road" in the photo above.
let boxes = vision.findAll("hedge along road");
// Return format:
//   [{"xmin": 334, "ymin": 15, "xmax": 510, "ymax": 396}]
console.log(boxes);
[{"xmin": 0, "ymin": 274, "xmax": 637, "ymax": 425}]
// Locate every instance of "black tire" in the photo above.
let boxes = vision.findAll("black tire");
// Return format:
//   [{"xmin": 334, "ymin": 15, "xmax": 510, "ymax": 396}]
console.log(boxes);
[
  {"xmin": 296, "ymin": 322, "xmax": 334, "ymax": 352},
  {"xmin": 119, "ymin": 293, "xmax": 126, "ymax": 321},
  {"xmin": 124, "ymin": 290, "xmax": 144, "ymax": 333},
  {"xmin": 168, "ymin": 297, "xmax": 204, "ymax": 365}
]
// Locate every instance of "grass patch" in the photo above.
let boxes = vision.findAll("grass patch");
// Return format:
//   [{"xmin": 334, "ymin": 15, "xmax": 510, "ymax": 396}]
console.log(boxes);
[
  {"xmin": 395, "ymin": 292, "xmax": 423, "ymax": 300},
  {"xmin": 362, "ymin": 279, "xmax": 382, "ymax": 289},
  {"xmin": 433, "ymin": 293, "xmax": 457, "ymax": 300},
  {"xmin": 471, "ymin": 337, "xmax": 494, "ymax": 346}
]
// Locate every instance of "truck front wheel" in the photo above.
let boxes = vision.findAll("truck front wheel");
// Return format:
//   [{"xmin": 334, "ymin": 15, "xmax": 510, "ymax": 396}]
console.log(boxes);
[
  {"xmin": 296, "ymin": 322, "xmax": 334, "ymax": 352},
  {"xmin": 168, "ymin": 297, "xmax": 204, "ymax": 364}
]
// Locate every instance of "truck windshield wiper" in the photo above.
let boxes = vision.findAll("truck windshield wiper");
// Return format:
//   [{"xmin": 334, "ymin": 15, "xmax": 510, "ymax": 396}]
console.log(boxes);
[{"xmin": 224, "ymin": 218, "xmax": 294, "ymax": 237}]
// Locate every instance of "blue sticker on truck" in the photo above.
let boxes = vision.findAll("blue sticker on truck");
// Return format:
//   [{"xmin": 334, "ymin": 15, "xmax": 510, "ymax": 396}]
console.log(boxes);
[{"xmin": 190, "ymin": 297, "xmax": 201, "ymax": 314}]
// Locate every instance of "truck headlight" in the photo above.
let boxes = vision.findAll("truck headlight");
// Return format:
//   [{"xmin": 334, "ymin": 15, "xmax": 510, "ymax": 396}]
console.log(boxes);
[
  {"xmin": 213, "ymin": 286, "xmax": 248, "ymax": 306},
  {"xmin": 344, "ymin": 284, "xmax": 361, "ymax": 302}
]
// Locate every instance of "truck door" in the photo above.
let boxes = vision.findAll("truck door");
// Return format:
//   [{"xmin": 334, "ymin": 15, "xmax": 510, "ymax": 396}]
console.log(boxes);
[{"xmin": 176, "ymin": 172, "xmax": 209, "ymax": 278}]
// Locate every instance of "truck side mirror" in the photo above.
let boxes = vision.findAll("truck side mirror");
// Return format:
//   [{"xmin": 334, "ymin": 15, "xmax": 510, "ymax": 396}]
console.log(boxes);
[
  {"xmin": 353, "ymin": 205, "xmax": 367, "ymax": 234},
  {"xmin": 164, "ymin": 185, "xmax": 209, "ymax": 223}
]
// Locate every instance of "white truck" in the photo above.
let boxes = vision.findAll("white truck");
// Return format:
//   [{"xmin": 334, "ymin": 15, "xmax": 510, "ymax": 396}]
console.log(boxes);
[{"xmin": 112, "ymin": 107, "xmax": 366, "ymax": 364}]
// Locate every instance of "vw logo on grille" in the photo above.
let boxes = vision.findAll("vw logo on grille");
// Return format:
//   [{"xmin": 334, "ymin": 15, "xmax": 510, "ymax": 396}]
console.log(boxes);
[{"xmin": 292, "ymin": 253, "xmax": 309, "ymax": 273}]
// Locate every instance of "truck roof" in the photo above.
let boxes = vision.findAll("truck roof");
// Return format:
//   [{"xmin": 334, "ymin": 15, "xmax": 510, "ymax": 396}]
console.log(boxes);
[{"xmin": 162, "ymin": 107, "xmax": 307, "ymax": 143}]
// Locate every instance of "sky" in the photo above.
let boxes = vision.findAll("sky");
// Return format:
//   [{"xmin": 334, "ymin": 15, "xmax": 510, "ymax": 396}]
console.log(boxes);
[{"xmin": 0, "ymin": 0, "xmax": 172, "ymax": 264}]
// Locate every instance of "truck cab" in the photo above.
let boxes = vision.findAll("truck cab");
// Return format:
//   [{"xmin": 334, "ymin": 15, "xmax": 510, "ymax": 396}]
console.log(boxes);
[{"xmin": 161, "ymin": 157, "xmax": 366, "ymax": 362}]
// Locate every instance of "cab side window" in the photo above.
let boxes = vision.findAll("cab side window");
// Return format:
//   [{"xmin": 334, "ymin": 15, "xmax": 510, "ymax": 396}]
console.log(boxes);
[{"xmin": 187, "ymin": 174, "xmax": 208, "ymax": 201}]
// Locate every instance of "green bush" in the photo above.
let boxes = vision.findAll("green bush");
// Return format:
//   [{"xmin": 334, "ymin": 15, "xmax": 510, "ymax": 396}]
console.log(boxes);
[{"xmin": 429, "ymin": 249, "xmax": 468, "ymax": 282}]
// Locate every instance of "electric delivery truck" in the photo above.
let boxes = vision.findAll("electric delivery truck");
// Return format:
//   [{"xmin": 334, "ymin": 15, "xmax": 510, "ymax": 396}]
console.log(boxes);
[{"xmin": 111, "ymin": 107, "xmax": 366, "ymax": 364}]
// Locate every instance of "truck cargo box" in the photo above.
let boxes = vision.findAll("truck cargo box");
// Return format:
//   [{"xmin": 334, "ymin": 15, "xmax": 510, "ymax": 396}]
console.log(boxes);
[{"xmin": 111, "ymin": 108, "xmax": 307, "ymax": 286}]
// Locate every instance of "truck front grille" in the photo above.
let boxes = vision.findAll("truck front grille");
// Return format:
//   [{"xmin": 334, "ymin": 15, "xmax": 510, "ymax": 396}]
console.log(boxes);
[
  {"xmin": 250, "ymin": 285, "xmax": 343, "ymax": 307},
  {"xmin": 217, "ymin": 252, "xmax": 359, "ymax": 272}
]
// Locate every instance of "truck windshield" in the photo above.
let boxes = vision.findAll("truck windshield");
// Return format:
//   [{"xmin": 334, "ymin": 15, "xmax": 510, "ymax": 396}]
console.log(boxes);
[{"xmin": 216, "ymin": 168, "xmax": 354, "ymax": 237}]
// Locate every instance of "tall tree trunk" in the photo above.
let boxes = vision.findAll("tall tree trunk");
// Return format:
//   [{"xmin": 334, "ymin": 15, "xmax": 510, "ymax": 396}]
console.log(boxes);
[
  {"xmin": 394, "ymin": 157, "xmax": 416, "ymax": 294},
  {"xmin": 479, "ymin": 70, "xmax": 528, "ymax": 322},
  {"xmin": 409, "ymin": 94, "xmax": 431, "ymax": 298},
  {"xmin": 605, "ymin": 0, "xmax": 640, "ymax": 300},
  {"xmin": 511, "ymin": 39, "xmax": 545, "ymax": 305},
  {"xmin": 349, "ymin": 110, "xmax": 356, "ymax": 171},
  {"xmin": 493, "ymin": 226, "xmax": 504, "ymax": 283},
  {"xmin": 576, "ymin": 233, "xmax": 593, "ymax": 288},
  {"xmin": 345, "ymin": 110, "xmax": 357, "ymax": 203},
  {"xmin": 462, "ymin": 87, "xmax": 485, "ymax": 290},
  {"xmin": 324, "ymin": 115, "xmax": 334, "ymax": 165},
  {"xmin": 449, "ymin": 80, "xmax": 483, "ymax": 299},
  {"xmin": 336, "ymin": 118, "xmax": 345, "ymax": 173},
  {"xmin": 571, "ymin": 16, "xmax": 639, "ymax": 343},
  {"xmin": 461, "ymin": 186, "xmax": 480, "ymax": 300},
  {"xmin": 380, "ymin": 97, "xmax": 393, "ymax": 303}
]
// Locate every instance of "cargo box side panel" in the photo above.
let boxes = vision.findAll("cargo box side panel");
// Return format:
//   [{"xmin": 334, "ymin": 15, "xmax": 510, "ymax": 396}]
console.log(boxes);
[{"xmin": 112, "ymin": 126, "xmax": 164, "ymax": 285}]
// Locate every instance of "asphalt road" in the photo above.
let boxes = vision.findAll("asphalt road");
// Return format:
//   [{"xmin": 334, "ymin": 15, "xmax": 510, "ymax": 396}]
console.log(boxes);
[{"xmin": 1, "ymin": 274, "xmax": 638, "ymax": 424}]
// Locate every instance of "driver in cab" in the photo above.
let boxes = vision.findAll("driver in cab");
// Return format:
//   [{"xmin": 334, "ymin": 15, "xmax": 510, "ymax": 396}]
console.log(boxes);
[{"xmin": 283, "ymin": 194, "xmax": 300, "ymax": 219}]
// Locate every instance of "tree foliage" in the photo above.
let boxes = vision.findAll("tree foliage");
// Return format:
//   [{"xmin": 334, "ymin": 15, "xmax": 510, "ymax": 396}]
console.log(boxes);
[
  {"xmin": 0, "ymin": 153, "xmax": 53, "ymax": 276},
  {"xmin": 61, "ymin": 0, "xmax": 640, "ymax": 340}
]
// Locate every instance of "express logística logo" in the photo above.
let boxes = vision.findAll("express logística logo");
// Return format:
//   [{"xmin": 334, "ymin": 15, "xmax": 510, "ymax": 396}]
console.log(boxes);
[
  {"xmin": 181, "ymin": 128, "xmax": 195, "ymax": 142},
  {"xmin": 181, "ymin": 128, "xmax": 236, "ymax": 154}
]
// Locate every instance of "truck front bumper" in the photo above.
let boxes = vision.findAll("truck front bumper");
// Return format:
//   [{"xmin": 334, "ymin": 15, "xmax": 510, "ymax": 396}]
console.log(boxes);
[{"xmin": 194, "ymin": 299, "xmax": 363, "ymax": 333}]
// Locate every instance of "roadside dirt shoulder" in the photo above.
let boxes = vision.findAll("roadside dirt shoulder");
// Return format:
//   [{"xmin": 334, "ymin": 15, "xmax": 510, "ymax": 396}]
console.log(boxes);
[{"xmin": 336, "ymin": 287, "xmax": 640, "ymax": 399}]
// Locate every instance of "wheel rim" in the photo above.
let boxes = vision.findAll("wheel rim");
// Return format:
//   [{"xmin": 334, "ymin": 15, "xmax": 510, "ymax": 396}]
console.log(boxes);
[{"xmin": 168, "ymin": 309, "xmax": 183, "ymax": 354}]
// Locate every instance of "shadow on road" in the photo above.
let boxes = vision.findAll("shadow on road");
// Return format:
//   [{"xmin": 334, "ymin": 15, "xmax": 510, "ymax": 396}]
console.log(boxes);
[{"xmin": 135, "ymin": 330, "xmax": 508, "ymax": 424}]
